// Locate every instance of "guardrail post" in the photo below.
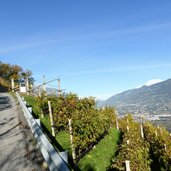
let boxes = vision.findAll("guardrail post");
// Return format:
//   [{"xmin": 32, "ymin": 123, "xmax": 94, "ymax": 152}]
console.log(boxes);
[
  {"xmin": 23, "ymin": 100, "xmax": 27, "ymax": 105},
  {"xmin": 28, "ymin": 106, "xmax": 32, "ymax": 113},
  {"xmin": 36, "ymin": 119, "xmax": 41, "ymax": 127},
  {"xmin": 59, "ymin": 151, "xmax": 68, "ymax": 164}
]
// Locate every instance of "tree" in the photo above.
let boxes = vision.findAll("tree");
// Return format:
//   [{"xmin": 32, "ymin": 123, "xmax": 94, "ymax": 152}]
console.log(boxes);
[
  {"xmin": 10, "ymin": 64, "xmax": 22, "ymax": 81},
  {"xmin": 21, "ymin": 69, "xmax": 34, "ymax": 88},
  {"xmin": 0, "ymin": 61, "xmax": 34, "ymax": 89}
]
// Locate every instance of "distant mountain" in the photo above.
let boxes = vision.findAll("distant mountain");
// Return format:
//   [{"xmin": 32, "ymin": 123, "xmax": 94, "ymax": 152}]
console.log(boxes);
[
  {"xmin": 96, "ymin": 99, "xmax": 104, "ymax": 107},
  {"xmin": 98, "ymin": 79, "xmax": 171, "ymax": 115},
  {"xmin": 32, "ymin": 86, "xmax": 58, "ymax": 96}
]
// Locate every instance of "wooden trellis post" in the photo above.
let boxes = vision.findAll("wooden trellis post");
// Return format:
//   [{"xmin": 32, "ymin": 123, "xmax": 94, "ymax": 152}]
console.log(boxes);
[
  {"xmin": 116, "ymin": 118, "xmax": 119, "ymax": 131},
  {"xmin": 43, "ymin": 75, "xmax": 46, "ymax": 93},
  {"xmin": 68, "ymin": 119, "xmax": 76, "ymax": 161},
  {"xmin": 155, "ymin": 130, "xmax": 158, "ymax": 137},
  {"xmin": 140, "ymin": 123, "xmax": 144, "ymax": 139},
  {"xmin": 125, "ymin": 160, "xmax": 131, "ymax": 171},
  {"xmin": 127, "ymin": 140, "xmax": 130, "ymax": 145},
  {"xmin": 127, "ymin": 119, "xmax": 129, "ymax": 132},
  {"xmin": 48, "ymin": 101, "xmax": 55, "ymax": 137},
  {"xmin": 26, "ymin": 76, "xmax": 29, "ymax": 95},
  {"xmin": 11, "ymin": 78, "xmax": 14, "ymax": 91},
  {"xmin": 41, "ymin": 108, "xmax": 44, "ymax": 118},
  {"xmin": 58, "ymin": 78, "xmax": 61, "ymax": 96}
]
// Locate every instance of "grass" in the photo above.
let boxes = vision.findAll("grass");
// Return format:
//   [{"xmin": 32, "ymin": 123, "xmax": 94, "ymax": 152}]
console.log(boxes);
[
  {"xmin": 78, "ymin": 127, "xmax": 120, "ymax": 171},
  {"xmin": 56, "ymin": 131, "xmax": 71, "ymax": 154},
  {"xmin": 23, "ymin": 95, "xmax": 39, "ymax": 117}
]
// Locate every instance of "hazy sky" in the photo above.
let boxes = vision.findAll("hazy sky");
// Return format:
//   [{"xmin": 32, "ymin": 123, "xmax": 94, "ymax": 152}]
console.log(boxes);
[{"xmin": 1, "ymin": 0, "xmax": 171, "ymax": 99}]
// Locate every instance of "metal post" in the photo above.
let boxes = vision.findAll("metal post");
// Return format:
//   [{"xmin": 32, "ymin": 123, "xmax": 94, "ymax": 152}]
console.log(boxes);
[{"xmin": 28, "ymin": 107, "xmax": 32, "ymax": 113}]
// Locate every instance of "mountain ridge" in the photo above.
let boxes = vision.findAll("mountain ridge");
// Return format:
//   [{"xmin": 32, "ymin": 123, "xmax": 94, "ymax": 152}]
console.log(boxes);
[{"xmin": 98, "ymin": 78, "xmax": 171, "ymax": 115}]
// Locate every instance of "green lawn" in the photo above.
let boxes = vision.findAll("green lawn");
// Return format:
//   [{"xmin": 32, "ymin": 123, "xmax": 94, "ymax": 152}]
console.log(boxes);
[
  {"xmin": 56, "ymin": 131, "xmax": 71, "ymax": 153},
  {"xmin": 78, "ymin": 127, "xmax": 120, "ymax": 171}
]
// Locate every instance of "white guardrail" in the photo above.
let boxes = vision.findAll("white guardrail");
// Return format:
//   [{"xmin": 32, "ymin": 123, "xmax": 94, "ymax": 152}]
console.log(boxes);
[{"xmin": 16, "ymin": 92, "xmax": 70, "ymax": 171}]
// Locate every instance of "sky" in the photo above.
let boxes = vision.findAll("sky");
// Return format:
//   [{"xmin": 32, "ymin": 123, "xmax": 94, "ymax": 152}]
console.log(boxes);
[{"xmin": 1, "ymin": 0, "xmax": 171, "ymax": 99}]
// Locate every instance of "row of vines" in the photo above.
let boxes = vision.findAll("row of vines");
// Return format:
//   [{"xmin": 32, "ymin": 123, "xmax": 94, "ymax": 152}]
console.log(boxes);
[
  {"xmin": 36, "ymin": 92, "xmax": 117, "ymax": 161},
  {"xmin": 144, "ymin": 122, "xmax": 171, "ymax": 170},
  {"xmin": 109, "ymin": 114, "xmax": 171, "ymax": 171},
  {"xmin": 28, "ymin": 92, "xmax": 171, "ymax": 170},
  {"xmin": 109, "ymin": 115, "xmax": 151, "ymax": 171}
]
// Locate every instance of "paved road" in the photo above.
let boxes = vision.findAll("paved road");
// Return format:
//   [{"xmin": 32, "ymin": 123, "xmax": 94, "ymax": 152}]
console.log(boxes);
[{"xmin": 0, "ymin": 93, "xmax": 48, "ymax": 171}]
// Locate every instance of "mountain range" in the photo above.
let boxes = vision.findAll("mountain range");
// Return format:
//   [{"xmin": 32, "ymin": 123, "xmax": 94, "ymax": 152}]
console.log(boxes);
[{"xmin": 98, "ymin": 79, "xmax": 171, "ymax": 115}]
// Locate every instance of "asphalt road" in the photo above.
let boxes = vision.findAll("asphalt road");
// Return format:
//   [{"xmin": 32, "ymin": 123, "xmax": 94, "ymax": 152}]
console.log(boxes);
[{"xmin": 0, "ymin": 92, "xmax": 48, "ymax": 171}]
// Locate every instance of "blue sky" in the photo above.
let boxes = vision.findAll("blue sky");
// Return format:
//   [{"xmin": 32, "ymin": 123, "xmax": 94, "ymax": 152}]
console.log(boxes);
[{"xmin": 1, "ymin": 0, "xmax": 171, "ymax": 99}]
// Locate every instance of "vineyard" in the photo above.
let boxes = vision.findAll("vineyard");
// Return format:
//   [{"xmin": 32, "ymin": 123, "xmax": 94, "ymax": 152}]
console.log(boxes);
[{"xmin": 23, "ymin": 93, "xmax": 171, "ymax": 171}]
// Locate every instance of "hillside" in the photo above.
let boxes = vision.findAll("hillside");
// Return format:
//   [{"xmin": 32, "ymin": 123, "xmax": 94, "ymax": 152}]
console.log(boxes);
[{"xmin": 98, "ymin": 79, "xmax": 171, "ymax": 115}]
